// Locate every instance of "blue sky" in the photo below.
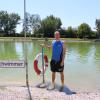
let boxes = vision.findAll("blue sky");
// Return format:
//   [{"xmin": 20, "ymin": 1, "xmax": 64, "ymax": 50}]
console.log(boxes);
[{"xmin": 0, "ymin": 0, "xmax": 100, "ymax": 32}]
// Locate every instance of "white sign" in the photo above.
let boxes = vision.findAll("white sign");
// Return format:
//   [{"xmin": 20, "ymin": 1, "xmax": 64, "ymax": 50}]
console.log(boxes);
[{"xmin": 0, "ymin": 60, "xmax": 25, "ymax": 68}]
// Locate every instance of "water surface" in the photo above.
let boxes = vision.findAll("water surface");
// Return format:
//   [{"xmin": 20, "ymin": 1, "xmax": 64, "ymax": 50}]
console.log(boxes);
[{"xmin": 0, "ymin": 41, "xmax": 100, "ymax": 91}]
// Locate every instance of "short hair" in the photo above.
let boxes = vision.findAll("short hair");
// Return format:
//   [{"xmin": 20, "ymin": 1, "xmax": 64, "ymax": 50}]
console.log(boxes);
[{"xmin": 54, "ymin": 31, "xmax": 60, "ymax": 35}]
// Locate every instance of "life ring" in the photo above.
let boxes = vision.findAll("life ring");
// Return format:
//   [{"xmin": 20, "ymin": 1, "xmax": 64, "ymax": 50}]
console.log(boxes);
[{"xmin": 34, "ymin": 53, "xmax": 48, "ymax": 75}]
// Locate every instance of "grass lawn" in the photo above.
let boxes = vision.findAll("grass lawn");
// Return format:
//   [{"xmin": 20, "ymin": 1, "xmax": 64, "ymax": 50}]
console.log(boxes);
[{"xmin": 0, "ymin": 37, "xmax": 95, "ymax": 42}]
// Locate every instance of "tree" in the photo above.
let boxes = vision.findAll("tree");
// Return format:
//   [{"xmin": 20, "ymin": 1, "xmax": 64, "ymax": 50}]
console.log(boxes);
[
  {"xmin": 40, "ymin": 15, "xmax": 62, "ymax": 37},
  {"xmin": 8, "ymin": 13, "xmax": 20, "ymax": 34},
  {"xmin": 23, "ymin": 12, "xmax": 31, "ymax": 34},
  {"xmin": 30, "ymin": 14, "xmax": 41, "ymax": 34},
  {"xmin": 67, "ymin": 26, "xmax": 77, "ymax": 38},
  {"xmin": 77, "ymin": 23, "xmax": 91, "ymax": 38},
  {"xmin": 23, "ymin": 13, "xmax": 41, "ymax": 35},
  {"xmin": 96, "ymin": 19, "xmax": 100, "ymax": 38},
  {"xmin": 0, "ymin": 10, "xmax": 20, "ymax": 36},
  {"xmin": 0, "ymin": 11, "xmax": 9, "ymax": 34}
]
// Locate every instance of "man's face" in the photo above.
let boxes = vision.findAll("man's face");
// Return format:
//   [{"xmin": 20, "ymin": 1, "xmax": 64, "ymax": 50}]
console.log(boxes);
[{"xmin": 54, "ymin": 32, "xmax": 60, "ymax": 40}]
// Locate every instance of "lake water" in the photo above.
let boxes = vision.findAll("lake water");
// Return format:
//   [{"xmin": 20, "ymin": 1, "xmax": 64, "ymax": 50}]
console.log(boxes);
[{"xmin": 0, "ymin": 41, "xmax": 100, "ymax": 92}]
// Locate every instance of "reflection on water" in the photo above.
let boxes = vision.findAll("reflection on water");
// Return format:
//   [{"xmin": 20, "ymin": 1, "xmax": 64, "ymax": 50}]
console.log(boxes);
[
  {"xmin": 0, "ymin": 42, "xmax": 18, "ymax": 60},
  {"xmin": 0, "ymin": 41, "xmax": 100, "ymax": 91}
]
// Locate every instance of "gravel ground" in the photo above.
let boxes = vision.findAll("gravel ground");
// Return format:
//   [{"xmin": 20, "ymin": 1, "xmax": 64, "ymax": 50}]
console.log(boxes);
[{"xmin": 0, "ymin": 86, "xmax": 100, "ymax": 100}]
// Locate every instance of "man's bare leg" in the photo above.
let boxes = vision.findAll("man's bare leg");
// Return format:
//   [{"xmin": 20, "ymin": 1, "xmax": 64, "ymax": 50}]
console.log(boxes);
[
  {"xmin": 52, "ymin": 72, "xmax": 56, "ymax": 87},
  {"xmin": 47, "ymin": 72, "xmax": 56, "ymax": 90},
  {"xmin": 60, "ymin": 72, "xmax": 64, "ymax": 87}
]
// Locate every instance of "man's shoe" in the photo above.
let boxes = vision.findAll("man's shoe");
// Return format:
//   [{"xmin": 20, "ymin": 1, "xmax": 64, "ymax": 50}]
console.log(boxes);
[
  {"xmin": 47, "ymin": 84, "xmax": 55, "ymax": 90},
  {"xmin": 59, "ymin": 86, "xmax": 64, "ymax": 92}
]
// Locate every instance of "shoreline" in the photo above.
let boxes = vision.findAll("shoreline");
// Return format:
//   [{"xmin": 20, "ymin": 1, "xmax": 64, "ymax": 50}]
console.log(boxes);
[
  {"xmin": 0, "ymin": 86, "xmax": 100, "ymax": 100},
  {"xmin": 0, "ymin": 37, "xmax": 95, "ymax": 42}
]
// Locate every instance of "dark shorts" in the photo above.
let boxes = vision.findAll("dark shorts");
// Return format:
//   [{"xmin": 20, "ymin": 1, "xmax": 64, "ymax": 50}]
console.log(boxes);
[{"xmin": 50, "ymin": 59, "xmax": 64, "ymax": 72}]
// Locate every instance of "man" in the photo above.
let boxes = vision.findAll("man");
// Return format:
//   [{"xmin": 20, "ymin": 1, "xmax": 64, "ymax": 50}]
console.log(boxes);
[{"xmin": 49, "ymin": 31, "xmax": 66, "ymax": 90}]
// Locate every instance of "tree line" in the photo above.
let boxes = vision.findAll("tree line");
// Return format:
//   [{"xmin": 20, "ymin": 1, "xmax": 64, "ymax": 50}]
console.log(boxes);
[
  {"xmin": 0, "ymin": 11, "xmax": 20, "ymax": 36},
  {"xmin": 0, "ymin": 10, "xmax": 100, "ymax": 39}
]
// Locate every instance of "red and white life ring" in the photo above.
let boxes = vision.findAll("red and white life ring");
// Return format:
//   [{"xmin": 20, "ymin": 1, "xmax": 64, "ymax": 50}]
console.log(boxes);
[{"xmin": 34, "ymin": 53, "xmax": 48, "ymax": 75}]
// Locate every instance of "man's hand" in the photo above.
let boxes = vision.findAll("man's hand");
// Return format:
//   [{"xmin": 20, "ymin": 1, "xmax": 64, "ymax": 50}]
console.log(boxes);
[
  {"xmin": 40, "ymin": 44, "xmax": 52, "ymax": 49},
  {"xmin": 60, "ymin": 61, "xmax": 64, "ymax": 66},
  {"xmin": 40, "ymin": 44, "xmax": 45, "ymax": 47}
]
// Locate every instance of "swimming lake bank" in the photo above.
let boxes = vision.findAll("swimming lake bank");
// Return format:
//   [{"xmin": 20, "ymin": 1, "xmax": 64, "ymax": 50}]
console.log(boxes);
[
  {"xmin": 0, "ymin": 86, "xmax": 100, "ymax": 100},
  {"xmin": 0, "ymin": 38, "xmax": 100, "ymax": 100},
  {"xmin": 0, "ymin": 37, "xmax": 96, "ymax": 42}
]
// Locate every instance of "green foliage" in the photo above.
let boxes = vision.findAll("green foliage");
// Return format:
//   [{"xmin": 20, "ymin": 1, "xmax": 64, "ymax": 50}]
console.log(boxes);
[
  {"xmin": 0, "ymin": 10, "xmax": 20, "ymax": 36},
  {"xmin": 67, "ymin": 26, "xmax": 77, "ymax": 38},
  {"xmin": 59, "ymin": 28, "xmax": 67, "ymax": 38},
  {"xmin": 77, "ymin": 23, "xmax": 91, "ymax": 38},
  {"xmin": 0, "ymin": 10, "xmax": 99, "ymax": 39},
  {"xmin": 91, "ymin": 31, "xmax": 97, "ymax": 39},
  {"xmin": 30, "ymin": 14, "xmax": 41, "ymax": 32},
  {"xmin": 24, "ymin": 13, "xmax": 41, "ymax": 34},
  {"xmin": 96, "ymin": 19, "xmax": 100, "ymax": 38},
  {"xmin": 59, "ymin": 27, "xmax": 77, "ymax": 38},
  {"xmin": 40, "ymin": 15, "xmax": 62, "ymax": 37}
]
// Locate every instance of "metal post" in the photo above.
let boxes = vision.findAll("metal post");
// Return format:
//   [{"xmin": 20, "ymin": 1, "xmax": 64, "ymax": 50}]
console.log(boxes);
[
  {"xmin": 24, "ymin": 0, "xmax": 26, "ymax": 38},
  {"xmin": 24, "ymin": 0, "xmax": 28, "ymax": 87},
  {"xmin": 42, "ymin": 47, "xmax": 45, "ymax": 83},
  {"xmin": 24, "ymin": 0, "xmax": 32, "ymax": 99}
]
